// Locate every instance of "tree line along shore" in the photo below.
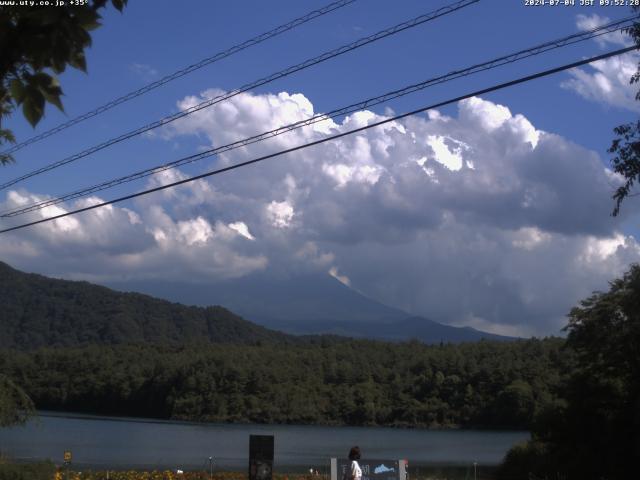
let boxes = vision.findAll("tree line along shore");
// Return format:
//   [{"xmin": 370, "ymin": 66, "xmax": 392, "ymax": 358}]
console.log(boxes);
[{"xmin": 0, "ymin": 338, "xmax": 566, "ymax": 429}]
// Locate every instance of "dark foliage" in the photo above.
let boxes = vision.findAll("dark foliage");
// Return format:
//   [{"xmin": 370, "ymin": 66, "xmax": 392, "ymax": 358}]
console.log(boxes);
[
  {"xmin": 610, "ymin": 121, "xmax": 640, "ymax": 216},
  {"xmin": 0, "ymin": 0, "xmax": 127, "ymax": 164},
  {"xmin": 0, "ymin": 461, "xmax": 55, "ymax": 480},
  {"xmin": 0, "ymin": 260, "xmax": 569, "ymax": 429},
  {"xmin": 498, "ymin": 264, "xmax": 640, "ymax": 480},
  {"xmin": 0, "ymin": 373, "xmax": 35, "ymax": 427},
  {"xmin": 610, "ymin": 8, "xmax": 640, "ymax": 215},
  {"xmin": 0, "ymin": 261, "xmax": 297, "ymax": 349},
  {"xmin": 0, "ymin": 338, "xmax": 568, "ymax": 429}
]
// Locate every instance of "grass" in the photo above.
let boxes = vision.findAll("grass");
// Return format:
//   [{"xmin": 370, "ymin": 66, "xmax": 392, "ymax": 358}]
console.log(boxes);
[
  {"xmin": 0, "ymin": 460, "xmax": 56, "ymax": 480},
  {"xmin": 0, "ymin": 461, "xmax": 496, "ymax": 480}
]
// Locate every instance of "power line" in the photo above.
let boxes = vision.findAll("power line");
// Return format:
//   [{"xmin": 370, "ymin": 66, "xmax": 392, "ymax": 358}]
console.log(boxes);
[
  {"xmin": 2, "ymin": 16, "xmax": 635, "ymax": 218},
  {"xmin": 0, "ymin": 45, "xmax": 634, "ymax": 235},
  {"xmin": 0, "ymin": 0, "xmax": 480, "ymax": 191},
  {"xmin": 0, "ymin": 0, "xmax": 357, "ymax": 156}
]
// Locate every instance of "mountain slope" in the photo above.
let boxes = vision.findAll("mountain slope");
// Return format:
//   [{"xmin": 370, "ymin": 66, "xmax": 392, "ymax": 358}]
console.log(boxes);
[
  {"xmin": 268, "ymin": 315, "xmax": 513, "ymax": 343},
  {"xmin": 109, "ymin": 273, "xmax": 408, "ymax": 325},
  {"xmin": 109, "ymin": 274, "xmax": 515, "ymax": 343},
  {"xmin": 0, "ymin": 261, "xmax": 294, "ymax": 350}
]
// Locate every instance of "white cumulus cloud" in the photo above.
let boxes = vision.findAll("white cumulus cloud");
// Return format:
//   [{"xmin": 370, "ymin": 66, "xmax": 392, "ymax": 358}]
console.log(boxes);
[
  {"xmin": 2, "ymin": 90, "xmax": 639, "ymax": 336},
  {"xmin": 562, "ymin": 14, "xmax": 640, "ymax": 112}
]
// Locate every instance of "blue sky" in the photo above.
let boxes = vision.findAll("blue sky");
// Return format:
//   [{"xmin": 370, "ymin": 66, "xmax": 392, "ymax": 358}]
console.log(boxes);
[
  {"xmin": 5, "ymin": 0, "xmax": 637, "ymax": 189},
  {"xmin": 2, "ymin": 0, "xmax": 640, "ymax": 336}
]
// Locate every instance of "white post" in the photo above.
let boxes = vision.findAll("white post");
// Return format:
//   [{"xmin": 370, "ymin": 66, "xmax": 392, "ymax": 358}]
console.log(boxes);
[
  {"xmin": 330, "ymin": 458, "xmax": 338, "ymax": 480},
  {"xmin": 399, "ymin": 459, "xmax": 407, "ymax": 480}
]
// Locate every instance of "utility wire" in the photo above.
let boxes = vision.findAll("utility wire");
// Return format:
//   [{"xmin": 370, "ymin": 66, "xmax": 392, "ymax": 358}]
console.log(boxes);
[
  {"xmin": 0, "ymin": 0, "xmax": 480, "ymax": 191},
  {"xmin": 0, "ymin": 0, "xmax": 357, "ymax": 156},
  {"xmin": 0, "ymin": 45, "xmax": 634, "ymax": 235},
  {"xmin": 1, "ymin": 16, "xmax": 635, "ymax": 218}
]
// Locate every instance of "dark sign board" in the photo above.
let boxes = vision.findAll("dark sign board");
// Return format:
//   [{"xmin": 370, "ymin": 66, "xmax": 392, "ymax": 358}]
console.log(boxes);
[
  {"xmin": 249, "ymin": 435, "xmax": 274, "ymax": 480},
  {"xmin": 331, "ymin": 458, "xmax": 405, "ymax": 480}
]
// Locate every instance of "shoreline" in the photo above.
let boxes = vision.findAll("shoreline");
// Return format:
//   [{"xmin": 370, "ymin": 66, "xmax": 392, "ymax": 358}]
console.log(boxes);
[
  {"xmin": 2, "ymin": 413, "xmax": 527, "ymax": 470},
  {"xmin": 34, "ymin": 410, "xmax": 528, "ymax": 433}
]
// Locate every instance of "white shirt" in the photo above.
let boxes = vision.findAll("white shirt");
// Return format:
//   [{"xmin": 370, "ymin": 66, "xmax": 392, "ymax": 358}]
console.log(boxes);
[{"xmin": 351, "ymin": 460, "xmax": 362, "ymax": 480}]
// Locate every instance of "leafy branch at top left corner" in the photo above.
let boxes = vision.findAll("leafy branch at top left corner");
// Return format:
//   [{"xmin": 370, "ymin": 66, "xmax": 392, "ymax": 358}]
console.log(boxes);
[{"xmin": 0, "ymin": 0, "xmax": 128, "ymax": 166}]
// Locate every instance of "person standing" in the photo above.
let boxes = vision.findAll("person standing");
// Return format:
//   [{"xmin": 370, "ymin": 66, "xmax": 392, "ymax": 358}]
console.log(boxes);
[{"xmin": 348, "ymin": 446, "xmax": 362, "ymax": 480}]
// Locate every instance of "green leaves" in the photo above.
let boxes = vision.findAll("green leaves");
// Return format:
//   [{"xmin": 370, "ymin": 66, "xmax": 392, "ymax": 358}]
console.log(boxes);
[
  {"xmin": 9, "ymin": 79, "xmax": 26, "ymax": 104},
  {"xmin": 69, "ymin": 50, "xmax": 87, "ymax": 72},
  {"xmin": 111, "ymin": 0, "xmax": 127, "ymax": 12},
  {"xmin": 22, "ymin": 88, "xmax": 45, "ymax": 128},
  {"xmin": 39, "ymin": 75, "xmax": 64, "ymax": 112},
  {"xmin": 501, "ymin": 265, "xmax": 640, "ymax": 479},
  {"xmin": 72, "ymin": 7, "xmax": 102, "ymax": 31},
  {"xmin": 0, "ymin": 152, "xmax": 15, "ymax": 166},
  {"xmin": 10, "ymin": 73, "xmax": 64, "ymax": 127},
  {"xmin": 0, "ymin": 129, "xmax": 16, "ymax": 144},
  {"xmin": 609, "ymin": 120, "xmax": 640, "ymax": 216},
  {"xmin": 0, "ymin": 0, "xmax": 127, "ymax": 151},
  {"xmin": 609, "ymin": 14, "xmax": 640, "ymax": 214},
  {"xmin": 0, "ymin": 374, "xmax": 36, "ymax": 428}
]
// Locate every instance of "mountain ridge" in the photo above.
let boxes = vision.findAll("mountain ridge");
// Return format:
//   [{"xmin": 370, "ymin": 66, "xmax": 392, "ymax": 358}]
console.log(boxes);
[
  {"xmin": 0, "ymin": 261, "xmax": 295, "ymax": 350},
  {"xmin": 0, "ymin": 261, "xmax": 514, "ymax": 349},
  {"xmin": 108, "ymin": 271, "xmax": 515, "ymax": 343}
]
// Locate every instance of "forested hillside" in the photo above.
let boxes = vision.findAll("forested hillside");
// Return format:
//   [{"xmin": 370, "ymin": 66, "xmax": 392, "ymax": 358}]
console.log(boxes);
[
  {"xmin": 112, "ymin": 276, "xmax": 513, "ymax": 343},
  {"xmin": 0, "ymin": 260, "xmax": 571, "ymax": 431},
  {"xmin": 0, "ymin": 338, "xmax": 568, "ymax": 429},
  {"xmin": 0, "ymin": 261, "xmax": 294, "ymax": 349}
]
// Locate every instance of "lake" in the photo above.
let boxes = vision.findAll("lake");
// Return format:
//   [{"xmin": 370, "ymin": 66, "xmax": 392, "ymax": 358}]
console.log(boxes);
[{"xmin": 0, "ymin": 412, "xmax": 528, "ymax": 471}]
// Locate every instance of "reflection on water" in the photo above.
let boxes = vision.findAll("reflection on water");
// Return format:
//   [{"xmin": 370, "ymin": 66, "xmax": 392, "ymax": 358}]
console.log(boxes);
[{"xmin": 0, "ymin": 412, "xmax": 529, "ymax": 470}]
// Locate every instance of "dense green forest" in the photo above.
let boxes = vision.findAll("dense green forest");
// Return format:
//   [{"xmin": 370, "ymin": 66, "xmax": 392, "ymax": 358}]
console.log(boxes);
[
  {"xmin": 0, "ymin": 338, "xmax": 567, "ymax": 429},
  {"xmin": 3, "ymin": 258, "xmax": 638, "ymax": 479},
  {"xmin": 497, "ymin": 265, "xmax": 640, "ymax": 480},
  {"xmin": 1, "ymin": 259, "xmax": 569, "ymax": 431},
  {"xmin": 0, "ymin": 261, "xmax": 296, "ymax": 349}
]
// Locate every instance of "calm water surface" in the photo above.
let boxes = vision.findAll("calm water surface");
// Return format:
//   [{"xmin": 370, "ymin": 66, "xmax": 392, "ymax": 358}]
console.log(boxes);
[{"xmin": 0, "ymin": 412, "xmax": 528, "ymax": 470}]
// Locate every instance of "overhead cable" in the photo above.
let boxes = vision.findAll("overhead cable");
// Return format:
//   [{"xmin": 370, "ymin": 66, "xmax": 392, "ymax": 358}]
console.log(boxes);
[
  {"xmin": 0, "ymin": 0, "xmax": 358, "ymax": 156},
  {"xmin": 1, "ymin": 16, "xmax": 635, "ymax": 218},
  {"xmin": 0, "ymin": 45, "xmax": 635, "ymax": 235},
  {"xmin": 0, "ymin": 0, "xmax": 481, "ymax": 191}
]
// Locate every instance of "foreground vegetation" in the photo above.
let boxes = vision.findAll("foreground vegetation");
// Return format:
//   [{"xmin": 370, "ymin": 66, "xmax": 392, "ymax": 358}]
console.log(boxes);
[
  {"xmin": 1, "ymin": 464, "xmax": 275, "ymax": 480},
  {"xmin": 0, "ymin": 463, "xmax": 490, "ymax": 480},
  {"xmin": 3, "ymin": 263, "xmax": 637, "ymax": 480},
  {"xmin": 0, "ymin": 374, "xmax": 34, "ymax": 427},
  {"xmin": 51, "ymin": 471, "xmax": 247, "ymax": 480},
  {"xmin": 497, "ymin": 265, "xmax": 640, "ymax": 480},
  {"xmin": 0, "ymin": 460, "xmax": 55, "ymax": 480},
  {"xmin": 2, "ymin": 261, "xmax": 638, "ymax": 478}
]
